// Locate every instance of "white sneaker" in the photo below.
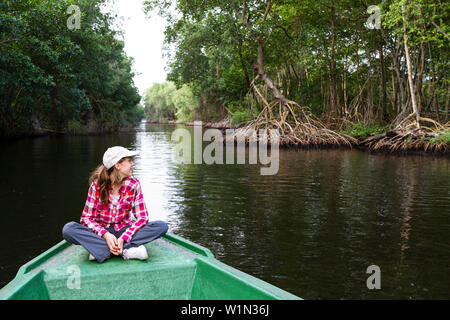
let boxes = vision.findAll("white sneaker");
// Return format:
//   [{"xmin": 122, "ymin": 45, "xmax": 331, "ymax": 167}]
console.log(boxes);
[
  {"xmin": 122, "ymin": 245, "xmax": 148, "ymax": 260},
  {"xmin": 88, "ymin": 253, "xmax": 96, "ymax": 261}
]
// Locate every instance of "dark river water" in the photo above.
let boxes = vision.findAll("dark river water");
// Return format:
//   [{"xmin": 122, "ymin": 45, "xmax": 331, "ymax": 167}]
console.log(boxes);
[{"xmin": 1, "ymin": 122, "xmax": 449, "ymax": 299}]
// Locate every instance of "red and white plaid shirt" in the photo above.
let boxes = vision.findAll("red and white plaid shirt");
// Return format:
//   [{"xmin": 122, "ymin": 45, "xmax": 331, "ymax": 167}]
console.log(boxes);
[{"xmin": 80, "ymin": 177, "xmax": 149, "ymax": 242}]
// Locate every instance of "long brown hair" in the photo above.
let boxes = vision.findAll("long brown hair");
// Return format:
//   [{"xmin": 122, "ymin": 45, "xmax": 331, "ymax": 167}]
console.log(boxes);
[{"xmin": 89, "ymin": 158, "xmax": 127, "ymax": 205}]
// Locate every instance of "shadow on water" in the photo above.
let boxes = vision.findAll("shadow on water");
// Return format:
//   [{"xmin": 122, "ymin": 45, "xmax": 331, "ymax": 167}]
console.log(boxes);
[{"xmin": 0, "ymin": 122, "xmax": 449, "ymax": 299}]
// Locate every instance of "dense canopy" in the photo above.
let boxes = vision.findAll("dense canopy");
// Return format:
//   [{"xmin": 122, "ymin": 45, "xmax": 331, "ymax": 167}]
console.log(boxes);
[
  {"xmin": 0, "ymin": 0, "xmax": 144, "ymax": 137},
  {"xmin": 144, "ymin": 0, "xmax": 448, "ymax": 135}
]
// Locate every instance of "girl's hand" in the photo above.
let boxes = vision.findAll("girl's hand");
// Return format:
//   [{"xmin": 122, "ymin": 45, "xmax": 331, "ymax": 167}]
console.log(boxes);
[
  {"xmin": 102, "ymin": 232, "xmax": 121, "ymax": 255},
  {"xmin": 117, "ymin": 238, "xmax": 124, "ymax": 254}
]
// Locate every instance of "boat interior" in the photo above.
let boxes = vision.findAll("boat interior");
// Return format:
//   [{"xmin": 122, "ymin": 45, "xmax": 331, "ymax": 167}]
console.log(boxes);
[{"xmin": 1, "ymin": 235, "xmax": 300, "ymax": 300}]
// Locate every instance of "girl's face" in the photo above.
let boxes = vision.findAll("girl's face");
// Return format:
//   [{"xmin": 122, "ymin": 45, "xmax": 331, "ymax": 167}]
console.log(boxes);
[{"xmin": 115, "ymin": 157, "xmax": 134, "ymax": 179}]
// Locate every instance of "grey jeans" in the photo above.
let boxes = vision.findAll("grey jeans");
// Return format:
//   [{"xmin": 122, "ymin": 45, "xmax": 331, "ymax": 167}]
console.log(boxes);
[{"xmin": 62, "ymin": 220, "xmax": 168, "ymax": 263}]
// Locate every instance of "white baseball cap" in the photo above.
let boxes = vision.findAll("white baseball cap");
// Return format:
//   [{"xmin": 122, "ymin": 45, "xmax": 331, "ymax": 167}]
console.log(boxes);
[{"xmin": 103, "ymin": 146, "xmax": 139, "ymax": 170}]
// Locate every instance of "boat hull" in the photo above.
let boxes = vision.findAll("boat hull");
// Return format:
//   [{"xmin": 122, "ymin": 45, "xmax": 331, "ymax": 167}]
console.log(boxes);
[{"xmin": 0, "ymin": 234, "xmax": 301, "ymax": 300}]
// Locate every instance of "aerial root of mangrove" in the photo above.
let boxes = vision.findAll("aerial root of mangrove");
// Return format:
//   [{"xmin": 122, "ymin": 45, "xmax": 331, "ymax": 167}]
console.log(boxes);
[
  {"xmin": 360, "ymin": 113, "xmax": 449, "ymax": 153},
  {"xmin": 219, "ymin": 78, "xmax": 448, "ymax": 154},
  {"xmin": 223, "ymin": 82, "xmax": 358, "ymax": 148}
]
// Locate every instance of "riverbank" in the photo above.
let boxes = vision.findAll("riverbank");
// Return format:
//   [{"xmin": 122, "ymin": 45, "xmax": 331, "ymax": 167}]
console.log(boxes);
[
  {"xmin": 1, "ymin": 117, "xmax": 142, "ymax": 140},
  {"xmin": 4, "ymin": 118, "xmax": 448, "ymax": 156},
  {"xmin": 146, "ymin": 118, "xmax": 231, "ymax": 129},
  {"xmin": 148, "ymin": 118, "xmax": 449, "ymax": 156}
]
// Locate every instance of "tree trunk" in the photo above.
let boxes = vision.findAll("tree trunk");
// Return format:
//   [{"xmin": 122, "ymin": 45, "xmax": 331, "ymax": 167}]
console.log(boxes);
[
  {"xmin": 402, "ymin": 5, "xmax": 420, "ymax": 125},
  {"xmin": 365, "ymin": 46, "xmax": 374, "ymax": 120},
  {"xmin": 378, "ymin": 35, "xmax": 388, "ymax": 119},
  {"xmin": 253, "ymin": 36, "xmax": 287, "ymax": 105},
  {"xmin": 236, "ymin": 0, "xmax": 288, "ymax": 108},
  {"xmin": 416, "ymin": 39, "xmax": 425, "ymax": 114},
  {"xmin": 329, "ymin": 0, "xmax": 338, "ymax": 115},
  {"xmin": 238, "ymin": 38, "xmax": 253, "ymax": 97},
  {"xmin": 392, "ymin": 45, "xmax": 406, "ymax": 113},
  {"xmin": 343, "ymin": 70, "xmax": 347, "ymax": 113},
  {"xmin": 446, "ymin": 85, "xmax": 449, "ymax": 122},
  {"xmin": 391, "ymin": 70, "xmax": 397, "ymax": 112}
]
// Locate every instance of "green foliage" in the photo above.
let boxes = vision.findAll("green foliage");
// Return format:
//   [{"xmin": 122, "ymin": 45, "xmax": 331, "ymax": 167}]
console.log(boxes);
[
  {"xmin": 143, "ymin": 82, "xmax": 177, "ymax": 121},
  {"xmin": 382, "ymin": 0, "xmax": 449, "ymax": 47},
  {"xmin": 429, "ymin": 130, "xmax": 450, "ymax": 145},
  {"xmin": 340, "ymin": 122, "xmax": 387, "ymax": 138},
  {"xmin": 173, "ymin": 84, "xmax": 199, "ymax": 122},
  {"xmin": 228, "ymin": 101, "xmax": 254, "ymax": 126},
  {"xmin": 143, "ymin": 82, "xmax": 198, "ymax": 122},
  {"xmin": 145, "ymin": 0, "xmax": 449, "ymax": 129},
  {"xmin": 146, "ymin": 0, "xmax": 253, "ymax": 120},
  {"xmin": 230, "ymin": 110, "xmax": 252, "ymax": 126},
  {"xmin": 0, "ymin": 0, "xmax": 142, "ymax": 137}
]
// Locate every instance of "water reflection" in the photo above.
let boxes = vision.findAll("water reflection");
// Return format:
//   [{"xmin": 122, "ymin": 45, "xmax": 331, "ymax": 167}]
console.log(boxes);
[
  {"xmin": 0, "ymin": 122, "xmax": 449, "ymax": 299},
  {"xmin": 131, "ymin": 123, "xmax": 449, "ymax": 299}
]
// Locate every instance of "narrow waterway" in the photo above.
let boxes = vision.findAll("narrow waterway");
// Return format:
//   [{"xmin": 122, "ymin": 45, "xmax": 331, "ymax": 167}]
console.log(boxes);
[{"xmin": 0, "ymin": 122, "xmax": 449, "ymax": 299}]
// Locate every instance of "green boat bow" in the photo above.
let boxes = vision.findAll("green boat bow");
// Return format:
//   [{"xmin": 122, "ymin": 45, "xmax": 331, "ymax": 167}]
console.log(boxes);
[{"xmin": 0, "ymin": 234, "xmax": 301, "ymax": 300}]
